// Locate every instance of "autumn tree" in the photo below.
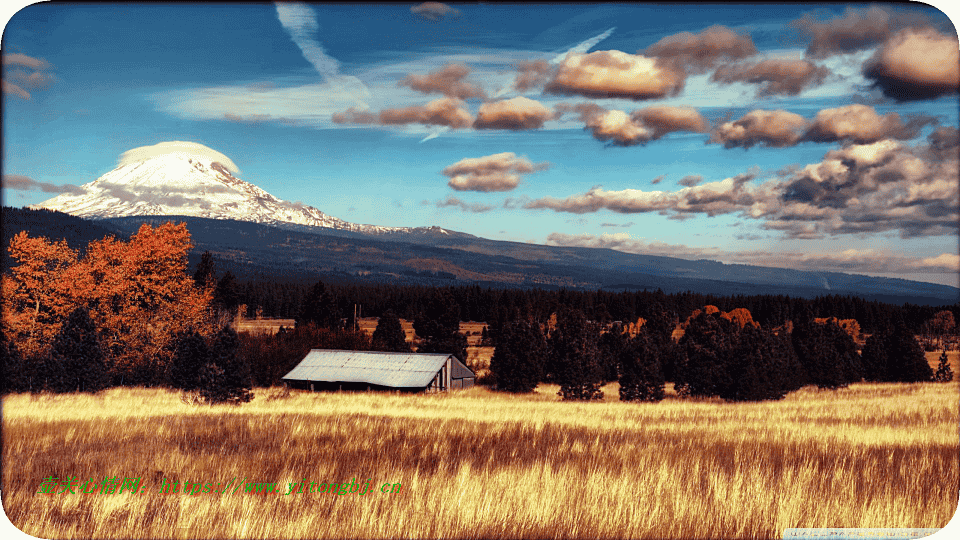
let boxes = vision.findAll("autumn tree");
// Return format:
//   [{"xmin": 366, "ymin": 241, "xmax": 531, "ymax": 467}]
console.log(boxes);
[
  {"xmin": 1, "ymin": 326, "xmax": 30, "ymax": 393},
  {"xmin": 371, "ymin": 310, "xmax": 410, "ymax": 352},
  {"xmin": 1, "ymin": 232, "xmax": 80, "ymax": 358},
  {"xmin": 80, "ymin": 223, "xmax": 214, "ymax": 383}
]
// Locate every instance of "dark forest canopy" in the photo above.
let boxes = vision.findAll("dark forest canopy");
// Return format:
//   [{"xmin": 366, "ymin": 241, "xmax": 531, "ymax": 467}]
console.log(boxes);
[{"xmin": 227, "ymin": 276, "xmax": 957, "ymax": 336}]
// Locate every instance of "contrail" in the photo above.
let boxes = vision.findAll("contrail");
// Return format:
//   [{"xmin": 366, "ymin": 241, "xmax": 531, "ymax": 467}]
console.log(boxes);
[
  {"xmin": 551, "ymin": 27, "xmax": 615, "ymax": 64},
  {"xmin": 419, "ymin": 127, "xmax": 449, "ymax": 143},
  {"xmin": 275, "ymin": 2, "xmax": 340, "ymax": 80}
]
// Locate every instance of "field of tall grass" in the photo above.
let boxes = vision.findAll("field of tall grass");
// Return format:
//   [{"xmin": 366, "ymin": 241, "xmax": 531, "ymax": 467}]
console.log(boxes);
[{"xmin": 4, "ymin": 356, "xmax": 958, "ymax": 540}]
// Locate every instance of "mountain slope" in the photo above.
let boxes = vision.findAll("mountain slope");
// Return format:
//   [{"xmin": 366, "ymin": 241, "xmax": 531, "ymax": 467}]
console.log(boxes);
[{"xmin": 31, "ymin": 141, "xmax": 453, "ymax": 237}]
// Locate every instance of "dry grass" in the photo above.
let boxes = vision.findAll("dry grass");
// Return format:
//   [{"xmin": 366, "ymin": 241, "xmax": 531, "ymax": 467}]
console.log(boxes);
[{"xmin": 4, "ymin": 376, "xmax": 958, "ymax": 539}]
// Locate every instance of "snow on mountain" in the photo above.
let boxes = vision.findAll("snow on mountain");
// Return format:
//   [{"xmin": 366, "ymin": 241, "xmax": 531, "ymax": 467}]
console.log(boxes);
[{"xmin": 32, "ymin": 141, "xmax": 450, "ymax": 236}]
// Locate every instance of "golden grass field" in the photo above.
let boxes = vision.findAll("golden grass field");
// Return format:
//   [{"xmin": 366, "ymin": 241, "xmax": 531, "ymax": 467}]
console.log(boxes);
[{"xmin": 3, "ymin": 351, "xmax": 958, "ymax": 539}]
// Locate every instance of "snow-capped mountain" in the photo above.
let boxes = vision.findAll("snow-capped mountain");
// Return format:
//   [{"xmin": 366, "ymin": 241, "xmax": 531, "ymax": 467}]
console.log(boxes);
[{"xmin": 33, "ymin": 141, "xmax": 450, "ymax": 236}]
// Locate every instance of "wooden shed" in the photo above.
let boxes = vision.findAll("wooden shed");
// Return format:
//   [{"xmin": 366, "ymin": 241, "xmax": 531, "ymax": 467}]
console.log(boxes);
[{"xmin": 281, "ymin": 350, "xmax": 475, "ymax": 393}]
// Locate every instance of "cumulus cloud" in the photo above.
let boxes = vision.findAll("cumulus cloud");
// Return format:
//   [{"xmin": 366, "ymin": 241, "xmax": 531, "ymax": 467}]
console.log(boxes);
[
  {"xmin": 2, "ymin": 174, "xmax": 83, "ymax": 194},
  {"xmin": 434, "ymin": 195, "xmax": 494, "ymax": 213},
  {"xmin": 2, "ymin": 53, "xmax": 55, "ymax": 100},
  {"xmin": 862, "ymin": 27, "xmax": 959, "ymax": 102},
  {"xmin": 525, "ymin": 172, "xmax": 759, "ymax": 217},
  {"xmin": 513, "ymin": 60, "xmax": 553, "ymax": 92},
  {"xmin": 710, "ymin": 109, "xmax": 810, "ymax": 148},
  {"xmin": 555, "ymin": 103, "xmax": 709, "ymax": 146},
  {"xmin": 529, "ymin": 130, "xmax": 959, "ymax": 240},
  {"xmin": 800, "ymin": 104, "xmax": 936, "ymax": 144},
  {"xmin": 443, "ymin": 152, "xmax": 550, "ymax": 192},
  {"xmin": 400, "ymin": 63, "xmax": 486, "ymax": 99},
  {"xmin": 631, "ymin": 106, "xmax": 710, "ymax": 138},
  {"xmin": 678, "ymin": 175, "xmax": 703, "ymax": 187},
  {"xmin": 545, "ymin": 50, "xmax": 685, "ymax": 100},
  {"xmin": 334, "ymin": 97, "xmax": 473, "ymax": 129},
  {"xmin": 411, "ymin": 2, "xmax": 460, "ymax": 21},
  {"xmin": 791, "ymin": 5, "xmax": 929, "ymax": 59},
  {"xmin": 711, "ymin": 104, "xmax": 933, "ymax": 148},
  {"xmin": 711, "ymin": 58, "xmax": 830, "ymax": 96},
  {"xmin": 117, "ymin": 141, "xmax": 241, "ymax": 174},
  {"xmin": 643, "ymin": 25, "xmax": 757, "ymax": 73},
  {"xmin": 473, "ymin": 97, "xmax": 554, "ymax": 130}
]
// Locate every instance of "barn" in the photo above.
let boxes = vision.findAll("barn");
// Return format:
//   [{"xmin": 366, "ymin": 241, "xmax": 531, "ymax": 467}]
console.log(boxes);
[{"xmin": 281, "ymin": 350, "xmax": 475, "ymax": 392}]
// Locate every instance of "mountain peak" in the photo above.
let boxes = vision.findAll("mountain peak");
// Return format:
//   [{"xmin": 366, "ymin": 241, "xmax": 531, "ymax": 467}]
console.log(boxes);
[{"xmin": 32, "ymin": 141, "xmax": 410, "ymax": 235}]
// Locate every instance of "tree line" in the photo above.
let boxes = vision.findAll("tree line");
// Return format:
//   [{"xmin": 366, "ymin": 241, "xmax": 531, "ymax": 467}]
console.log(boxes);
[
  {"xmin": 225, "ymin": 275, "xmax": 958, "ymax": 337},
  {"xmin": 2, "ymin": 227, "xmax": 955, "ymax": 402}
]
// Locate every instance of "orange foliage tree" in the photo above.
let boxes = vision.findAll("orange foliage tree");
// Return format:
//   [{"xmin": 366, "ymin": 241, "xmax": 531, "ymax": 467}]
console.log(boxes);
[
  {"xmin": 721, "ymin": 307, "xmax": 759, "ymax": 329},
  {"xmin": 1, "ymin": 233, "xmax": 80, "ymax": 358},
  {"xmin": 2, "ymin": 223, "xmax": 214, "ymax": 384}
]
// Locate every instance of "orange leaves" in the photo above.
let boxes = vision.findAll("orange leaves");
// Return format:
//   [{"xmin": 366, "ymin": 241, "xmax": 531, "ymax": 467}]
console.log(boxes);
[
  {"xmin": 2, "ymin": 223, "xmax": 214, "ymax": 376},
  {"xmin": 720, "ymin": 307, "xmax": 758, "ymax": 329}
]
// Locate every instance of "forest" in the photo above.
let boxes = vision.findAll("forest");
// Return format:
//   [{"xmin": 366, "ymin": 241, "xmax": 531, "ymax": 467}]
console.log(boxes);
[{"xmin": 2, "ymin": 224, "xmax": 956, "ymax": 403}]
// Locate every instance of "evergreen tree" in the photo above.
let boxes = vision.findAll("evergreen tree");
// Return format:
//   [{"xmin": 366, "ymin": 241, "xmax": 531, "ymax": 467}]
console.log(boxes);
[
  {"xmin": 549, "ymin": 308, "xmax": 604, "ymax": 400},
  {"xmin": 490, "ymin": 319, "xmax": 546, "ymax": 393},
  {"xmin": 193, "ymin": 251, "xmax": 216, "ymax": 289},
  {"xmin": 1, "ymin": 328, "xmax": 30, "ymax": 393},
  {"xmin": 170, "ymin": 327, "xmax": 210, "ymax": 391},
  {"xmin": 214, "ymin": 271, "xmax": 240, "ymax": 314},
  {"xmin": 675, "ymin": 310, "xmax": 736, "ymax": 398},
  {"xmin": 414, "ymin": 292, "xmax": 467, "ymax": 362},
  {"xmin": 619, "ymin": 329, "xmax": 665, "ymax": 402},
  {"xmin": 725, "ymin": 324, "xmax": 801, "ymax": 401},
  {"xmin": 44, "ymin": 307, "xmax": 109, "ymax": 393},
  {"xmin": 934, "ymin": 350, "xmax": 954, "ymax": 383},
  {"xmin": 791, "ymin": 311, "xmax": 861, "ymax": 389},
  {"xmin": 863, "ymin": 322, "xmax": 933, "ymax": 382},
  {"xmin": 371, "ymin": 310, "xmax": 411, "ymax": 352},
  {"xmin": 296, "ymin": 280, "xmax": 341, "ymax": 330},
  {"xmin": 198, "ymin": 326, "xmax": 253, "ymax": 404}
]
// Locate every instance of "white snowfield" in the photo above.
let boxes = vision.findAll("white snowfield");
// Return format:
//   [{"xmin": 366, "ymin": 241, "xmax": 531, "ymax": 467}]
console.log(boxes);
[{"xmin": 33, "ymin": 148, "xmax": 448, "ymax": 236}]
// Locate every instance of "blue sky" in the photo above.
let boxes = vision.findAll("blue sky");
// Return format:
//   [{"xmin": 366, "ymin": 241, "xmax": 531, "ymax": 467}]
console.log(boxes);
[{"xmin": 2, "ymin": 2, "xmax": 959, "ymax": 287}]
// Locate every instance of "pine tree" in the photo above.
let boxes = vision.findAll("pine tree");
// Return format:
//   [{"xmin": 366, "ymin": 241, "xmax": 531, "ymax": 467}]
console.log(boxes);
[
  {"xmin": 675, "ymin": 310, "xmax": 736, "ymax": 398},
  {"xmin": 1, "ymin": 328, "xmax": 30, "ymax": 393},
  {"xmin": 296, "ymin": 280, "xmax": 341, "ymax": 330},
  {"xmin": 414, "ymin": 292, "xmax": 467, "ymax": 362},
  {"xmin": 45, "ymin": 307, "xmax": 109, "ymax": 393},
  {"xmin": 371, "ymin": 310, "xmax": 411, "ymax": 352},
  {"xmin": 934, "ymin": 350, "xmax": 954, "ymax": 383},
  {"xmin": 549, "ymin": 308, "xmax": 603, "ymax": 401},
  {"xmin": 198, "ymin": 325, "xmax": 253, "ymax": 404},
  {"xmin": 863, "ymin": 322, "xmax": 933, "ymax": 382},
  {"xmin": 193, "ymin": 251, "xmax": 216, "ymax": 289},
  {"xmin": 170, "ymin": 328, "xmax": 210, "ymax": 391},
  {"xmin": 490, "ymin": 320, "xmax": 545, "ymax": 393},
  {"xmin": 619, "ymin": 329, "xmax": 665, "ymax": 402}
]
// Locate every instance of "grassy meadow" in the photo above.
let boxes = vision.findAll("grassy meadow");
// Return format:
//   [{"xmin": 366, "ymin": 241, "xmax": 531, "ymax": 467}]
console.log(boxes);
[{"xmin": 3, "ymin": 352, "xmax": 958, "ymax": 540}]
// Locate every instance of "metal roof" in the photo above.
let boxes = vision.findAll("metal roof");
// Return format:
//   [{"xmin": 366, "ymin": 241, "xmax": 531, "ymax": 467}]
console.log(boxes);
[{"xmin": 281, "ymin": 350, "xmax": 474, "ymax": 389}]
